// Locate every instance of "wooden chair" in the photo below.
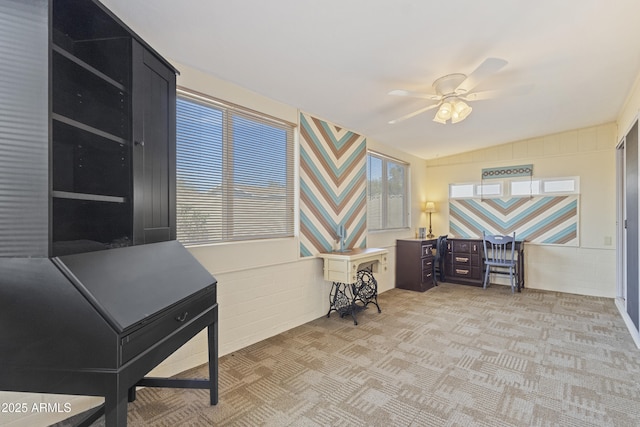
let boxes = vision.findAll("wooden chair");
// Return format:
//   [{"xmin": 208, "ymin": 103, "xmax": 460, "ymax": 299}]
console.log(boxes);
[
  {"xmin": 433, "ymin": 235, "xmax": 448, "ymax": 283},
  {"xmin": 482, "ymin": 232, "xmax": 518, "ymax": 292}
]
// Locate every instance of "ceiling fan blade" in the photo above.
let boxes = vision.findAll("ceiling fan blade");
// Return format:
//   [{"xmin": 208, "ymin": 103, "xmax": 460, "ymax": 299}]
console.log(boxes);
[
  {"xmin": 455, "ymin": 58, "xmax": 508, "ymax": 95},
  {"xmin": 388, "ymin": 103, "xmax": 440, "ymax": 124},
  {"xmin": 462, "ymin": 84, "xmax": 533, "ymax": 101},
  {"xmin": 388, "ymin": 89, "xmax": 441, "ymax": 101}
]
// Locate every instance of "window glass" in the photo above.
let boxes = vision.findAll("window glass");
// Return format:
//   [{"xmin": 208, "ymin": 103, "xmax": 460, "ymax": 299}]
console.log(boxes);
[
  {"xmin": 386, "ymin": 160, "xmax": 406, "ymax": 228},
  {"xmin": 449, "ymin": 183, "xmax": 474, "ymax": 198},
  {"xmin": 367, "ymin": 155, "xmax": 383, "ymax": 230},
  {"xmin": 511, "ymin": 180, "xmax": 541, "ymax": 196},
  {"xmin": 367, "ymin": 152, "xmax": 408, "ymax": 230},
  {"xmin": 476, "ymin": 183, "xmax": 502, "ymax": 197},
  {"xmin": 543, "ymin": 179, "xmax": 575, "ymax": 193},
  {"xmin": 176, "ymin": 93, "xmax": 294, "ymax": 245}
]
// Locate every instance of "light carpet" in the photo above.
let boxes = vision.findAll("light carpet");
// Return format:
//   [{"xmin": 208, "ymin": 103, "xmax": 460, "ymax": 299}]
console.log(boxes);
[{"xmin": 55, "ymin": 283, "xmax": 640, "ymax": 426}]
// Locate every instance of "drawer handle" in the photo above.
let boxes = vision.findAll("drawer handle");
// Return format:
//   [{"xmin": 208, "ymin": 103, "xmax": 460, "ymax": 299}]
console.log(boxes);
[
  {"xmin": 456, "ymin": 269, "xmax": 469, "ymax": 275},
  {"xmin": 455, "ymin": 257, "xmax": 469, "ymax": 263},
  {"xmin": 175, "ymin": 311, "xmax": 189, "ymax": 322}
]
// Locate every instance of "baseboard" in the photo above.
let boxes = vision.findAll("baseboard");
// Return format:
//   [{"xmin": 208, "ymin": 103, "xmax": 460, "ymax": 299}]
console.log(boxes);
[{"xmin": 615, "ymin": 297, "xmax": 640, "ymax": 349}]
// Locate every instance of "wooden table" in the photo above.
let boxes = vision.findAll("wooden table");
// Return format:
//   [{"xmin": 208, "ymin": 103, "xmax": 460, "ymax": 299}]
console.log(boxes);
[{"xmin": 317, "ymin": 248, "xmax": 388, "ymax": 324}]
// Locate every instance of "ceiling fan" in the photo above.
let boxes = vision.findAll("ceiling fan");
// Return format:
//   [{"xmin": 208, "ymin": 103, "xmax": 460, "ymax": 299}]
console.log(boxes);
[{"xmin": 388, "ymin": 58, "xmax": 528, "ymax": 125}]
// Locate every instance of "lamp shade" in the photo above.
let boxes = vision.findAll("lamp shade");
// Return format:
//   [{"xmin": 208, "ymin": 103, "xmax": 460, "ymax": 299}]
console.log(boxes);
[
  {"xmin": 432, "ymin": 115, "xmax": 447, "ymax": 124},
  {"xmin": 433, "ymin": 104, "xmax": 449, "ymax": 124},
  {"xmin": 425, "ymin": 201, "xmax": 436, "ymax": 213},
  {"xmin": 433, "ymin": 98, "xmax": 473, "ymax": 124},
  {"xmin": 451, "ymin": 100, "xmax": 472, "ymax": 124}
]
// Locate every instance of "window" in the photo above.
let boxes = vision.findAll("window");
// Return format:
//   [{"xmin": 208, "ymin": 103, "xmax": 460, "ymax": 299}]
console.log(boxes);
[
  {"xmin": 449, "ymin": 182, "xmax": 502, "ymax": 198},
  {"xmin": 476, "ymin": 182, "xmax": 503, "ymax": 197},
  {"xmin": 511, "ymin": 180, "xmax": 541, "ymax": 196},
  {"xmin": 511, "ymin": 177, "xmax": 579, "ymax": 196},
  {"xmin": 543, "ymin": 178, "xmax": 577, "ymax": 193},
  {"xmin": 451, "ymin": 176, "xmax": 580, "ymax": 199},
  {"xmin": 176, "ymin": 90, "xmax": 294, "ymax": 245},
  {"xmin": 367, "ymin": 152, "xmax": 409, "ymax": 230},
  {"xmin": 449, "ymin": 183, "xmax": 474, "ymax": 198}
]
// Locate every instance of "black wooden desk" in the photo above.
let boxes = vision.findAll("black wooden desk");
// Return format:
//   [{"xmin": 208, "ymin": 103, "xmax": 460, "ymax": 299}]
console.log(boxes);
[{"xmin": 445, "ymin": 238, "xmax": 525, "ymax": 291}]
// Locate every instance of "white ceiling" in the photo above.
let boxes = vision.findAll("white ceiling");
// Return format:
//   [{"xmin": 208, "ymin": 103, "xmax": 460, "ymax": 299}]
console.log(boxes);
[{"xmin": 102, "ymin": 0, "xmax": 640, "ymax": 160}]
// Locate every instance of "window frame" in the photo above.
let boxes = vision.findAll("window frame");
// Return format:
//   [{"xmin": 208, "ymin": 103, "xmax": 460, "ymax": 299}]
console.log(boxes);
[
  {"xmin": 450, "ymin": 176, "xmax": 580, "ymax": 199},
  {"xmin": 510, "ymin": 176, "xmax": 580, "ymax": 197},
  {"xmin": 366, "ymin": 151, "xmax": 410, "ymax": 231},
  {"xmin": 175, "ymin": 88, "xmax": 295, "ymax": 246}
]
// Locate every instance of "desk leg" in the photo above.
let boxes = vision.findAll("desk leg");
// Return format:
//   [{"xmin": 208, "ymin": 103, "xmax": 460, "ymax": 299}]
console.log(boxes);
[
  {"xmin": 104, "ymin": 378, "xmax": 128, "ymax": 427},
  {"xmin": 327, "ymin": 270, "xmax": 382, "ymax": 325},
  {"xmin": 327, "ymin": 282, "xmax": 358, "ymax": 325},
  {"xmin": 208, "ymin": 321, "xmax": 219, "ymax": 405},
  {"xmin": 354, "ymin": 269, "xmax": 381, "ymax": 313}
]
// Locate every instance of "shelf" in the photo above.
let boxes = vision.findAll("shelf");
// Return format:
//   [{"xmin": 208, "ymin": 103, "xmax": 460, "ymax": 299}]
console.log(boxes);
[
  {"xmin": 52, "ymin": 191, "xmax": 126, "ymax": 204},
  {"xmin": 53, "ymin": 44, "xmax": 126, "ymax": 92},
  {"xmin": 52, "ymin": 51, "xmax": 129, "ymax": 139},
  {"xmin": 52, "ymin": 114, "xmax": 127, "ymax": 145}
]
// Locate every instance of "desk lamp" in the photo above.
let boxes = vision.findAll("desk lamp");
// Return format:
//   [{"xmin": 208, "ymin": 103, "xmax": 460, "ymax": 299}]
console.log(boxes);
[{"xmin": 425, "ymin": 202, "xmax": 436, "ymax": 238}]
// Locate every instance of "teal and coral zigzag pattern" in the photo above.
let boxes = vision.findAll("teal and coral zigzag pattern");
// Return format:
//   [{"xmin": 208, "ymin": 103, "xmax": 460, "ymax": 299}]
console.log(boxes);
[
  {"xmin": 300, "ymin": 113, "xmax": 367, "ymax": 257},
  {"xmin": 449, "ymin": 195, "xmax": 579, "ymax": 246}
]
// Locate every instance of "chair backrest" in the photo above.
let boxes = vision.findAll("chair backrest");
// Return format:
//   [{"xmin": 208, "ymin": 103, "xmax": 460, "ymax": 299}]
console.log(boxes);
[
  {"xmin": 482, "ymin": 232, "xmax": 516, "ymax": 263},
  {"xmin": 435, "ymin": 235, "xmax": 448, "ymax": 260}
]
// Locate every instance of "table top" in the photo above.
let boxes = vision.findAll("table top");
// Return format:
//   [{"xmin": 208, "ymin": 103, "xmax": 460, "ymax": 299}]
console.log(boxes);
[{"xmin": 317, "ymin": 247, "xmax": 388, "ymax": 261}]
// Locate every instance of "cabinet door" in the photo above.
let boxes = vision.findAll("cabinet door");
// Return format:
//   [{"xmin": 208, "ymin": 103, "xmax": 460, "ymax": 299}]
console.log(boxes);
[
  {"xmin": 132, "ymin": 41, "xmax": 177, "ymax": 244},
  {"xmin": 0, "ymin": 0, "xmax": 49, "ymax": 257}
]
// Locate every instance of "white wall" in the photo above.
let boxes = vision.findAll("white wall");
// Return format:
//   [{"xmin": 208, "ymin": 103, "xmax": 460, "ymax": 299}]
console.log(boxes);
[
  {"xmin": 3, "ymin": 62, "xmax": 429, "ymax": 427},
  {"xmin": 425, "ymin": 123, "xmax": 617, "ymax": 297},
  {"xmin": 618, "ymin": 73, "xmax": 640, "ymax": 139}
]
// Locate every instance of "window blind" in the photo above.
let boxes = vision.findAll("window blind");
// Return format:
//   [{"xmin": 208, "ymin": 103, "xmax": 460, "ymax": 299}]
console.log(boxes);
[
  {"xmin": 176, "ymin": 90, "xmax": 294, "ymax": 245},
  {"xmin": 367, "ymin": 151, "xmax": 409, "ymax": 230}
]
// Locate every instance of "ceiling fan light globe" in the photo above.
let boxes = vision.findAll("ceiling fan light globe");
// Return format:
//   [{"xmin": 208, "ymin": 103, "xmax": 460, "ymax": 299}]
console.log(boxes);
[
  {"xmin": 436, "ymin": 102, "xmax": 452, "ymax": 120},
  {"xmin": 453, "ymin": 100, "xmax": 469, "ymax": 113},
  {"xmin": 451, "ymin": 101, "xmax": 472, "ymax": 123},
  {"xmin": 433, "ymin": 115, "xmax": 447, "ymax": 124}
]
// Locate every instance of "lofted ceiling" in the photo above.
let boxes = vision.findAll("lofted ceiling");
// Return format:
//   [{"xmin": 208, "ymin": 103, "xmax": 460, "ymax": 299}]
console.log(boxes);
[{"xmin": 102, "ymin": 0, "xmax": 640, "ymax": 160}]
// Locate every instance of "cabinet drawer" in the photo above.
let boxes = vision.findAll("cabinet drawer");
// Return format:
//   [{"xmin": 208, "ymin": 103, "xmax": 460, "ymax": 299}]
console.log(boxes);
[
  {"xmin": 421, "ymin": 243, "xmax": 434, "ymax": 258},
  {"xmin": 422, "ymin": 257, "xmax": 433, "ymax": 272},
  {"xmin": 452, "ymin": 254, "xmax": 481, "ymax": 267},
  {"xmin": 451, "ymin": 266, "xmax": 481, "ymax": 279},
  {"xmin": 452, "ymin": 254, "xmax": 471, "ymax": 266},
  {"xmin": 120, "ymin": 289, "xmax": 215, "ymax": 364},
  {"xmin": 422, "ymin": 268, "xmax": 433, "ymax": 283},
  {"xmin": 452, "ymin": 240, "xmax": 481, "ymax": 254}
]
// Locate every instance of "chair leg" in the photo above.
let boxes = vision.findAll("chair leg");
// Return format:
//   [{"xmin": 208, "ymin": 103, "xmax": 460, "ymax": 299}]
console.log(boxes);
[
  {"xmin": 483, "ymin": 265, "xmax": 490, "ymax": 289},
  {"xmin": 510, "ymin": 268, "xmax": 515, "ymax": 293},
  {"xmin": 432, "ymin": 260, "xmax": 438, "ymax": 287}
]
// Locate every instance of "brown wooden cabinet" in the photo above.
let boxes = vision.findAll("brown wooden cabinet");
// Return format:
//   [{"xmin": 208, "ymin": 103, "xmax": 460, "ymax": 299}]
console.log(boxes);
[
  {"xmin": 445, "ymin": 237, "xmax": 525, "ymax": 288},
  {"xmin": 446, "ymin": 238, "xmax": 483, "ymax": 286},
  {"xmin": 396, "ymin": 237, "xmax": 525, "ymax": 289},
  {"xmin": 395, "ymin": 239, "xmax": 437, "ymax": 292}
]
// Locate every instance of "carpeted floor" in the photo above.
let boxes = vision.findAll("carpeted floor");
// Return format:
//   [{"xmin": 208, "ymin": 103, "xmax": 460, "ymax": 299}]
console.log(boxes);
[{"xmin": 55, "ymin": 283, "xmax": 640, "ymax": 426}]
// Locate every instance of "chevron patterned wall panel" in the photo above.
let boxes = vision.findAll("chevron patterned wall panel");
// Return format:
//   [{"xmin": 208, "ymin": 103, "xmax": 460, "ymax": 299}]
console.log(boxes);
[
  {"xmin": 299, "ymin": 113, "xmax": 367, "ymax": 257},
  {"xmin": 449, "ymin": 195, "xmax": 579, "ymax": 245}
]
